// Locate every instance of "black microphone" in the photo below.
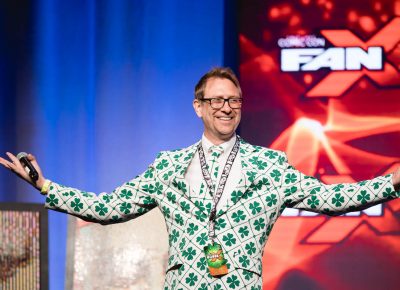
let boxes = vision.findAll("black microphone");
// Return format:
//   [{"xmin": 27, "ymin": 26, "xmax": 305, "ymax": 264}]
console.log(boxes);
[{"xmin": 17, "ymin": 152, "xmax": 39, "ymax": 183}]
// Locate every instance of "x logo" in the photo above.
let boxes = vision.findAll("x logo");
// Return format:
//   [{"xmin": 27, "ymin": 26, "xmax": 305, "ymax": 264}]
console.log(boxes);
[{"xmin": 306, "ymin": 17, "xmax": 400, "ymax": 97}]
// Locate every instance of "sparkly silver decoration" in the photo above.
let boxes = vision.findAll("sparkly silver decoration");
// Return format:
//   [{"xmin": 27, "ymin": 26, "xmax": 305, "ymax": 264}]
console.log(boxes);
[{"xmin": 67, "ymin": 209, "xmax": 168, "ymax": 290}]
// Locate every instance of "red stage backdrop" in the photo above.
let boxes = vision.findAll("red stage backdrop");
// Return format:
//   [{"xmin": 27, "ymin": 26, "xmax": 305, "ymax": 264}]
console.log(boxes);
[{"xmin": 238, "ymin": 0, "xmax": 400, "ymax": 289}]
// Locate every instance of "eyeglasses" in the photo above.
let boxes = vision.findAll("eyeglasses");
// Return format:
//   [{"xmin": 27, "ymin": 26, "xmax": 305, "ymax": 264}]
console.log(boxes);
[{"xmin": 200, "ymin": 97, "xmax": 243, "ymax": 109}]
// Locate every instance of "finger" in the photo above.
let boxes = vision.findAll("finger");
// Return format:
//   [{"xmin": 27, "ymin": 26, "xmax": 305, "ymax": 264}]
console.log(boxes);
[
  {"xmin": 6, "ymin": 152, "xmax": 23, "ymax": 169},
  {"xmin": 27, "ymin": 153, "xmax": 42, "ymax": 175},
  {"xmin": 6, "ymin": 152, "xmax": 19, "ymax": 164},
  {"xmin": 0, "ymin": 156, "xmax": 16, "ymax": 169},
  {"xmin": 0, "ymin": 156, "xmax": 22, "ymax": 177},
  {"xmin": 27, "ymin": 153, "xmax": 36, "ymax": 161},
  {"xmin": 6, "ymin": 152, "xmax": 27, "ymax": 175},
  {"xmin": 0, "ymin": 157, "xmax": 13, "ymax": 170},
  {"xmin": 27, "ymin": 153, "xmax": 37, "ymax": 165},
  {"xmin": 0, "ymin": 156, "xmax": 11, "ymax": 166}
]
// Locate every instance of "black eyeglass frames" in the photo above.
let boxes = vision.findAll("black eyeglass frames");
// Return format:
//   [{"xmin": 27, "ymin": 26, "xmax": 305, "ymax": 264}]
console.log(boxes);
[{"xmin": 200, "ymin": 97, "xmax": 243, "ymax": 109}]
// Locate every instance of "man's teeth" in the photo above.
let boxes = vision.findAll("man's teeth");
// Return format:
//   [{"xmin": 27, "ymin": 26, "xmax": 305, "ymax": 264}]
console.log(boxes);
[{"xmin": 217, "ymin": 117, "xmax": 233, "ymax": 120}]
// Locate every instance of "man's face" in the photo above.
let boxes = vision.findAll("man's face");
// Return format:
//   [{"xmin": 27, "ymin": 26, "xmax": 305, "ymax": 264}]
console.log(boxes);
[{"xmin": 193, "ymin": 77, "xmax": 241, "ymax": 144}]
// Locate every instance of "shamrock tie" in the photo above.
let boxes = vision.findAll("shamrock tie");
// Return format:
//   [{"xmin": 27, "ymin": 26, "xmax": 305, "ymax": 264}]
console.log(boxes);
[{"xmin": 208, "ymin": 145, "xmax": 224, "ymax": 192}]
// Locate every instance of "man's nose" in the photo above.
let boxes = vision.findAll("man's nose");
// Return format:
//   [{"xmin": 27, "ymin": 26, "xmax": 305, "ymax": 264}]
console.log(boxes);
[{"xmin": 220, "ymin": 100, "xmax": 232, "ymax": 113}]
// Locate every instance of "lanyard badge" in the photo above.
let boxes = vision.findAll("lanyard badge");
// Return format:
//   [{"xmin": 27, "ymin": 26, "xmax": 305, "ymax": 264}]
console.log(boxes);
[
  {"xmin": 204, "ymin": 243, "xmax": 228, "ymax": 277},
  {"xmin": 198, "ymin": 136, "xmax": 241, "ymax": 277}
]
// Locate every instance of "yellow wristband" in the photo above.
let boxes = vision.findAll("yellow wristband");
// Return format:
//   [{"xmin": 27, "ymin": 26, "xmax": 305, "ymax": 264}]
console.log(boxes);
[{"xmin": 40, "ymin": 179, "xmax": 52, "ymax": 195}]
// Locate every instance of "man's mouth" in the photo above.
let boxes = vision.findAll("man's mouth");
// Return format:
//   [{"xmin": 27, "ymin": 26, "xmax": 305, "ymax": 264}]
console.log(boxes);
[{"xmin": 216, "ymin": 116, "xmax": 233, "ymax": 121}]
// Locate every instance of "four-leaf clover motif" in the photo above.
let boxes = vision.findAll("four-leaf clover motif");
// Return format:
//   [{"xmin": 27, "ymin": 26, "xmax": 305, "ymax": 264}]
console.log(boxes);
[
  {"xmin": 70, "ymin": 198, "xmax": 83, "ymax": 212},
  {"xmin": 332, "ymin": 193, "xmax": 345, "ymax": 207},
  {"xmin": 182, "ymin": 247, "xmax": 197, "ymax": 261}
]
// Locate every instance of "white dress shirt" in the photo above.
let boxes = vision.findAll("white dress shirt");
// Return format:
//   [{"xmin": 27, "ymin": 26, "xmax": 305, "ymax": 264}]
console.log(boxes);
[{"xmin": 185, "ymin": 134, "xmax": 242, "ymax": 211}]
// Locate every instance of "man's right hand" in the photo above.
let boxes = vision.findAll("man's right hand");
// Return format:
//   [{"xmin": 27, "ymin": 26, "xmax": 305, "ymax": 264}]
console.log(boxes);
[{"xmin": 0, "ymin": 152, "xmax": 46, "ymax": 191}]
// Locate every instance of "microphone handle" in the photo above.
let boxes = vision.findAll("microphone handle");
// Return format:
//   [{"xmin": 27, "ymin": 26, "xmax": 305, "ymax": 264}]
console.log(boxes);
[{"xmin": 19, "ymin": 157, "xmax": 39, "ymax": 182}]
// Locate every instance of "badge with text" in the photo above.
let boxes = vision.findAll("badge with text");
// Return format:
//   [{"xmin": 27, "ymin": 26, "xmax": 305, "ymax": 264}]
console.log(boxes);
[{"xmin": 204, "ymin": 243, "xmax": 229, "ymax": 277}]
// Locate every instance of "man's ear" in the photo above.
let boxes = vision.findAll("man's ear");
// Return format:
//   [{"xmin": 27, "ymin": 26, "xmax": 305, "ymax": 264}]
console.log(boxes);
[{"xmin": 193, "ymin": 99, "xmax": 202, "ymax": 118}]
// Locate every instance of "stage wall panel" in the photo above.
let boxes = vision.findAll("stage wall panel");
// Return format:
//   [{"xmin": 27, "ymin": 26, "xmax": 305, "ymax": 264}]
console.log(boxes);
[{"xmin": 238, "ymin": 1, "xmax": 400, "ymax": 289}]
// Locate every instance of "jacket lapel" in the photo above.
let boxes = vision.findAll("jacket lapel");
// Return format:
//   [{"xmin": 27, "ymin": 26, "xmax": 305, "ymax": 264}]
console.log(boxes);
[
  {"xmin": 217, "ymin": 139, "xmax": 259, "ymax": 217},
  {"xmin": 169, "ymin": 141, "xmax": 212, "ymax": 217}
]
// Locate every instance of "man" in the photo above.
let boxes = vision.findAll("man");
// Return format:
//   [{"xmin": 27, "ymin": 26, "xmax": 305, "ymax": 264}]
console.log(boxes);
[{"xmin": 1, "ymin": 67, "xmax": 399, "ymax": 289}]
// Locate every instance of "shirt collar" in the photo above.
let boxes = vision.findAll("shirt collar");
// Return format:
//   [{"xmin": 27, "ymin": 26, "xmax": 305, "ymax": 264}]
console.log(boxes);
[{"xmin": 201, "ymin": 133, "xmax": 237, "ymax": 155}]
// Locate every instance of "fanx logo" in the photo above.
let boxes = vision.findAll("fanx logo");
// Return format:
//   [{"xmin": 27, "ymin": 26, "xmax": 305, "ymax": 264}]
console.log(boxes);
[
  {"xmin": 279, "ymin": 17, "xmax": 400, "ymax": 97},
  {"xmin": 281, "ymin": 47, "xmax": 383, "ymax": 72}
]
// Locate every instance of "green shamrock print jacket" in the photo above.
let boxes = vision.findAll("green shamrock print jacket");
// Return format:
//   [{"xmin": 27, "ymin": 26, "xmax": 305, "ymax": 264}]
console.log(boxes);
[{"xmin": 45, "ymin": 139, "xmax": 399, "ymax": 290}]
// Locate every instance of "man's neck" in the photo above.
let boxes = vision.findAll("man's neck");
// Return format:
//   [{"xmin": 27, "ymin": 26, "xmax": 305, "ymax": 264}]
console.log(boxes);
[{"xmin": 203, "ymin": 132, "xmax": 235, "ymax": 145}]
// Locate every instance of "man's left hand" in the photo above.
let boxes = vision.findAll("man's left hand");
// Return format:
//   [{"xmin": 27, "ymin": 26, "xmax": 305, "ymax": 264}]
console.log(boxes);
[{"xmin": 393, "ymin": 167, "xmax": 400, "ymax": 191}]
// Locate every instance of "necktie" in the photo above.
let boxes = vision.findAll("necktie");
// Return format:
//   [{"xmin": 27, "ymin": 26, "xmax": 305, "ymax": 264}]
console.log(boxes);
[{"xmin": 208, "ymin": 145, "xmax": 224, "ymax": 192}]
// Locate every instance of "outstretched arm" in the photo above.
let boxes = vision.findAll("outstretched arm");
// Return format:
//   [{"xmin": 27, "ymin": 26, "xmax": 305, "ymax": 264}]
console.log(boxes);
[
  {"xmin": 279, "ymin": 153, "xmax": 400, "ymax": 216},
  {"xmin": 0, "ymin": 152, "xmax": 159, "ymax": 224}
]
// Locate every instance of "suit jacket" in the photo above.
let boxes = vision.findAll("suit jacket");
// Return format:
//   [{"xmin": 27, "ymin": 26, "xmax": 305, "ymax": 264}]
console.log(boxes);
[{"xmin": 45, "ymin": 138, "xmax": 399, "ymax": 290}]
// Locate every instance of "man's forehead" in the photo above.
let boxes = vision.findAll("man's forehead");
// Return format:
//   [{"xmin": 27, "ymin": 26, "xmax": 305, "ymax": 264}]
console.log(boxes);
[{"xmin": 204, "ymin": 77, "xmax": 240, "ymax": 96}]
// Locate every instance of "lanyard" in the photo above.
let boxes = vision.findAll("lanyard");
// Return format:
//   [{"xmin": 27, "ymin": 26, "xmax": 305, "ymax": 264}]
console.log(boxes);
[{"xmin": 198, "ymin": 136, "xmax": 240, "ymax": 243}]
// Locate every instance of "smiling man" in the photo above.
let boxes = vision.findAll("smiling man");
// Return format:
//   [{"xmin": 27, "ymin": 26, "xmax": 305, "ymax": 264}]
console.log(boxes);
[{"xmin": 1, "ymin": 67, "xmax": 399, "ymax": 289}]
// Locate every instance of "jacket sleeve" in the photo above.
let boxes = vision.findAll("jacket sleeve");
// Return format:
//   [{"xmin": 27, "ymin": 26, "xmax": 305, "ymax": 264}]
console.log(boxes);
[
  {"xmin": 44, "ymin": 161, "xmax": 160, "ymax": 225},
  {"xmin": 279, "ymin": 153, "xmax": 400, "ymax": 216}
]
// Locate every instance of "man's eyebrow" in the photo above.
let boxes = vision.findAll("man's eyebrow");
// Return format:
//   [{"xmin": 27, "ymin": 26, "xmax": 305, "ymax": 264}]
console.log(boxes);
[{"xmin": 209, "ymin": 95, "xmax": 240, "ymax": 98}]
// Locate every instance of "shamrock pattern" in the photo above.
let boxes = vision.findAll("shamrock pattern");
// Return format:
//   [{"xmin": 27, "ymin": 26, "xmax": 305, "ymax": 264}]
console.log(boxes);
[{"xmin": 45, "ymin": 138, "xmax": 399, "ymax": 289}]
